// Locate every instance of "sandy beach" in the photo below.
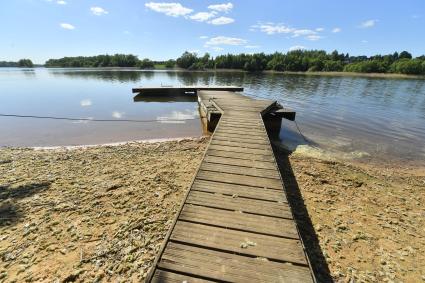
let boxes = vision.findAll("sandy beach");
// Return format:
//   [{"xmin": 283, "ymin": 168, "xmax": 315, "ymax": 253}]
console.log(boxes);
[
  {"xmin": 281, "ymin": 146, "xmax": 425, "ymax": 282},
  {"xmin": 0, "ymin": 138, "xmax": 207, "ymax": 282},
  {"xmin": 1, "ymin": 138, "xmax": 424, "ymax": 282}
]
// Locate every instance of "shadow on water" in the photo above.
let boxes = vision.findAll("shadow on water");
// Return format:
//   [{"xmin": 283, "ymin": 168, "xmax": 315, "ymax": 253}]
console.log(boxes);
[
  {"xmin": 133, "ymin": 93, "xmax": 197, "ymax": 103},
  {"xmin": 265, "ymin": 120, "xmax": 332, "ymax": 283},
  {"xmin": 0, "ymin": 181, "xmax": 51, "ymax": 227}
]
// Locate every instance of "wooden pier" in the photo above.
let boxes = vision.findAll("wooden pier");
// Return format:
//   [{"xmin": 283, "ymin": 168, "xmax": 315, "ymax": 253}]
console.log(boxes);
[{"xmin": 133, "ymin": 87, "xmax": 315, "ymax": 282}]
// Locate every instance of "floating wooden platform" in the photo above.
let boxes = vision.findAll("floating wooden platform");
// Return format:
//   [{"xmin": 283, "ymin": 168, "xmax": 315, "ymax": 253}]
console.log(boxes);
[
  {"xmin": 132, "ymin": 86, "xmax": 244, "ymax": 95},
  {"xmin": 133, "ymin": 87, "xmax": 314, "ymax": 282}
]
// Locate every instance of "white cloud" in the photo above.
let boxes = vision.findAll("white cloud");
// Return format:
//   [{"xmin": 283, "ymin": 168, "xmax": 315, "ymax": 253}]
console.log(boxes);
[
  {"xmin": 60, "ymin": 23, "xmax": 75, "ymax": 30},
  {"xmin": 57, "ymin": 0, "xmax": 66, "ymax": 5},
  {"xmin": 80, "ymin": 99, "xmax": 92, "ymax": 107},
  {"xmin": 360, "ymin": 19, "xmax": 377, "ymax": 28},
  {"xmin": 112, "ymin": 111, "xmax": 125, "ymax": 119},
  {"xmin": 289, "ymin": 45, "xmax": 306, "ymax": 51},
  {"xmin": 292, "ymin": 29, "xmax": 317, "ymax": 37},
  {"xmin": 205, "ymin": 36, "xmax": 247, "ymax": 46},
  {"xmin": 123, "ymin": 30, "xmax": 131, "ymax": 35},
  {"xmin": 332, "ymin": 27, "xmax": 341, "ymax": 33},
  {"xmin": 188, "ymin": 49, "xmax": 200, "ymax": 54},
  {"xmin": 190, "ymin": 11, "xmax": 216, "ymax": 22},
  {"xmin": 208, "ymin": 3, "xmax": 233, "ymax": 13},
  {"xmin": 306, "ymin": 35, "xmax": 323, "ymax": 41},
  {"xmin": 208, "ymin": 16, "xmax": 234, "ymax": 25},
  {"xmin": 251, "ymin": 22, "xmax": 324, "ymax": 41},
  {"xmin": 361, "ymin": 40, "xmax": 368, "ymax": 43},
  {"xmin": 90, "ymin": 6, "xmax": 108, "ymax": 16},
  {"xmin": 245, "ymin": 45, "xmax": 260, "ymax": 49},
  {"xmin": 252, "ymin": 23, "xmax": 293, "ymax": 35},
  {"xmin": 145, "ymin": 2, "xmax": 193, "ymax": 17},
  {"xmin": 199, "ymin": 35, "xmax": 209, "ymax": 39}
]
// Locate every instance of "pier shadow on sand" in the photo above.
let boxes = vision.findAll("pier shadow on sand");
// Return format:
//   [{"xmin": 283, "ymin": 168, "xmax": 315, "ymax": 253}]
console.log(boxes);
[
  {"xmin": 271, "ymin": 144, "xmax": 333, "ymax": 282},
  {"xmin": 266, "ymin": 121, "xmax": 333, "ymax": 282}
]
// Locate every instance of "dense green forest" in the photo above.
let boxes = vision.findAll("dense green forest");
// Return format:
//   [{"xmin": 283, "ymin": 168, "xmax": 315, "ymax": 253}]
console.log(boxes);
[
  {"xmin": 39, "ymin": 50, "xmax": 425, "ymax": 75},
  {"xmin": 45, "ymin": 54, "xmax": 155, "ymax": 69},
  {"xmin": 175, "ymin": 50, "xmax": 425, "ymax": 75},
  {"xmin": 0, "ymin": 59, "xmax": 33, "ymax": 67}
]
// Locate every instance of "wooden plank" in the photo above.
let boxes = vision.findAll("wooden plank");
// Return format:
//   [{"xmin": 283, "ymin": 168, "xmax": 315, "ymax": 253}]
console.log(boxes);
[
  {"xmin": 197, "ymin": 170, "xmax": 282, "ymax": 190},
  {"xmin": 211, "ymin": 139, "xmax": 270, "ymax": 150},
  {"xmin": 215, "ymin": 129, "xmax": 270, "ymax": 139},
  {"xmin": 220, "ymin": 117, "xmax": 262, "ymax": 123},
  {"xmin": 180, "ymin": 205, "xmax": 298, "ymax": 238},
  {"xmin": 192, "ymin": 179, "xmax": 285, "ymax": 202},
  {"xmin": 208, "ymin": 144, "xmax": 272, "ymax": 155},
  {"xmin": 201, "ymin": 162, "xmax": 280, "ymax": 179},
  {"xmin": 133, "ymin": 86, "xmax": 244, "ymax": 94},
  {"xmin": 213, "ymin": 132, "xmax": 269, "ymax": 142},
  {"xmin": 186, "ymin": 191, "xmax": 291, "ymax": 218},
  {"xmin": 206, "ymin": 149, "xmax": 275, "ymax": 162},
  {"xmin": 170, "ymin": 221, "xmax": 307, "ymax": 265},
  {"xmin": 219, "ymin": 119, "xmax": 263, "ymax": 125},
  {"xmin": 218, "ymin": 121, "xmax": 263, "ymax": 128},
  {"xmin": 151, "ymin": 269, "xmax": 212, "ymax": 282},
  {"xmin": 218, "ymin": 123, "xmax": 266, "ymax": 132},
  {"xmin": 219, "ymin": 102, "xmax": 272, "ymax": 107},
  {"xmin": 216, "ymin": 126, "xmax": 265, "ymax": 132},
  {"xmin": 221, "ymin": 107, "xmax": 270, "ymax": 112},
  {"xmin": 212, "ymin": 135, "xmax": 270, "ymax": 145},
  {"xmin": 217, "ymin": 122, "xmax": 267, "ymax": 135},
  {"xmin": 222, "ymin": 113, "xmax": 260, "ymax": 118},
  {"xmin": 146, "ymin": 89, "xmax": 313, "ymax": 283},
  {"xmin": 203, "ymin": 155, "xmax": 276, "ymax": 170},
  {"xmin": 159, "ymin": 243, "xmax": 313, "ymax": 283}
]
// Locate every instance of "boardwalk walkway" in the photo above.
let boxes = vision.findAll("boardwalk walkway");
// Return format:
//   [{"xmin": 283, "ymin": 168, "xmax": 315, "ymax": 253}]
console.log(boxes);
[{"xmin": 138, "ymin": 89, "xmax": 315, "ymax": 282}]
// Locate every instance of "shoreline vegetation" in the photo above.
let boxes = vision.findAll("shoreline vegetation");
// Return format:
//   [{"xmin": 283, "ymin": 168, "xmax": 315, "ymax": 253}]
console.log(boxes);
[
  {"xmin": 0, "ymin": 59, "xmax": 34, "ymax": 68},
  {"xmin": 4, "ymin": 49, "xmax": 425, "ymax": 76},
  {"xmin": 1, "ymin": 138, "xmax": 424, "ymax": 282},
  {"xmin": 3, "ymin": 65, "xmax": 425, "ymax": 80}
]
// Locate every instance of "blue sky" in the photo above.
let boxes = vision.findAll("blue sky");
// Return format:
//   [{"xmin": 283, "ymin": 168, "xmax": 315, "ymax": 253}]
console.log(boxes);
[{"xmin": 1, "ymin": 0, "xmax": 424, "ymax": 63}]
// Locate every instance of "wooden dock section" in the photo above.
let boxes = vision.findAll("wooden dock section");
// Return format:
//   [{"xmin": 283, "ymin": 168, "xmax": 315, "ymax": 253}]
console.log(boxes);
[{"xmin": 134, "ymin": 87, "xmax": 315, "ymax": 282}]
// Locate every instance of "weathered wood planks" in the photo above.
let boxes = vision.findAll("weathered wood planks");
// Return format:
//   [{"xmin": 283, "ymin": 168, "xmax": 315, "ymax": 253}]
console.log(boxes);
[{"xmin": 145, "ymin": 89, "xmax": 314, "ymax": 282}]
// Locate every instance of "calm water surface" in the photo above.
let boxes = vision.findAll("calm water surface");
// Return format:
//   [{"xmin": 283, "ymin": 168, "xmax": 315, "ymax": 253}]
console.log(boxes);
[{"xmin": 1, "ymin": 68, "xmax": 424, "ymax": 164}]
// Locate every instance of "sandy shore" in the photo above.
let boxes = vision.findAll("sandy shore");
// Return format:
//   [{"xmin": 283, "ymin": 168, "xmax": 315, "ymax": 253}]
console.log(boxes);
[
  {"xmin": 281, "ymin": 146, "xmax": 425, "ymax": 282},
  {"xmin": 0, "ymin": 138, "xmax": 207, "ymax": 282},
  {"xmin": 1, "ymin": 138, "xmax": 424, "ymax": 282}
]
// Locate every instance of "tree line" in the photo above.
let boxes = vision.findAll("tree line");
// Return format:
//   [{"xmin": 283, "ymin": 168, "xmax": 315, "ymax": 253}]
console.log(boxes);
[
  {"xmin": 44, "ymin": 54, "xmax": 158, "ymax": 69},
  {"xmin": 10, "ymin": 50, "xmax": 425, "ymax": 75},
  {"xmin": 175, "ymin": 50, "xmax": 425, "ymax": 75},
  {"xmin": 0, "ymin": 59, "xmax": 34, "ymax": 68}
]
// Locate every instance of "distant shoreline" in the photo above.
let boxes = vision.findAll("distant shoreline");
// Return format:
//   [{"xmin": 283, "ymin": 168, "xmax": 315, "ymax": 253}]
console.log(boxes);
[
  {"xmin": 3, "ymin": 66, "xmax": 425, "ymax": 79},
  {"xmin": 264, "ymin": 70, "xmax": 425, "ymax": 80}
]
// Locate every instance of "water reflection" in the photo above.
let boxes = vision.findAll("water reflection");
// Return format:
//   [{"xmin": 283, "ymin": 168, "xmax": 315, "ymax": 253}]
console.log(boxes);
[
  {"xmin": 1, "ymin": 68, "xmax": 425, "ymax": 164},
  {"xmin": 157, "ymin": 109, "xmax": 199, "ymax": 124},
  {"xmin": 48, "ymin": 69, "xmax": 155, "ymax": 82}
]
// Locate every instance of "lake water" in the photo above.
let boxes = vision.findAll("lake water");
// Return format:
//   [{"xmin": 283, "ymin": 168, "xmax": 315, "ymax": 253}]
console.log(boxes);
[{"xmin": 1, "ymin": 68, "xmax": 424, "ymax": 165}]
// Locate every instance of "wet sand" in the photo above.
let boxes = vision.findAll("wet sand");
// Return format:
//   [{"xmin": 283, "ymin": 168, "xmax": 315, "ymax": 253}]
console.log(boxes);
[{"xmin": 1, "ymin": 138, "xmax": 424, "ymax": 282}]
